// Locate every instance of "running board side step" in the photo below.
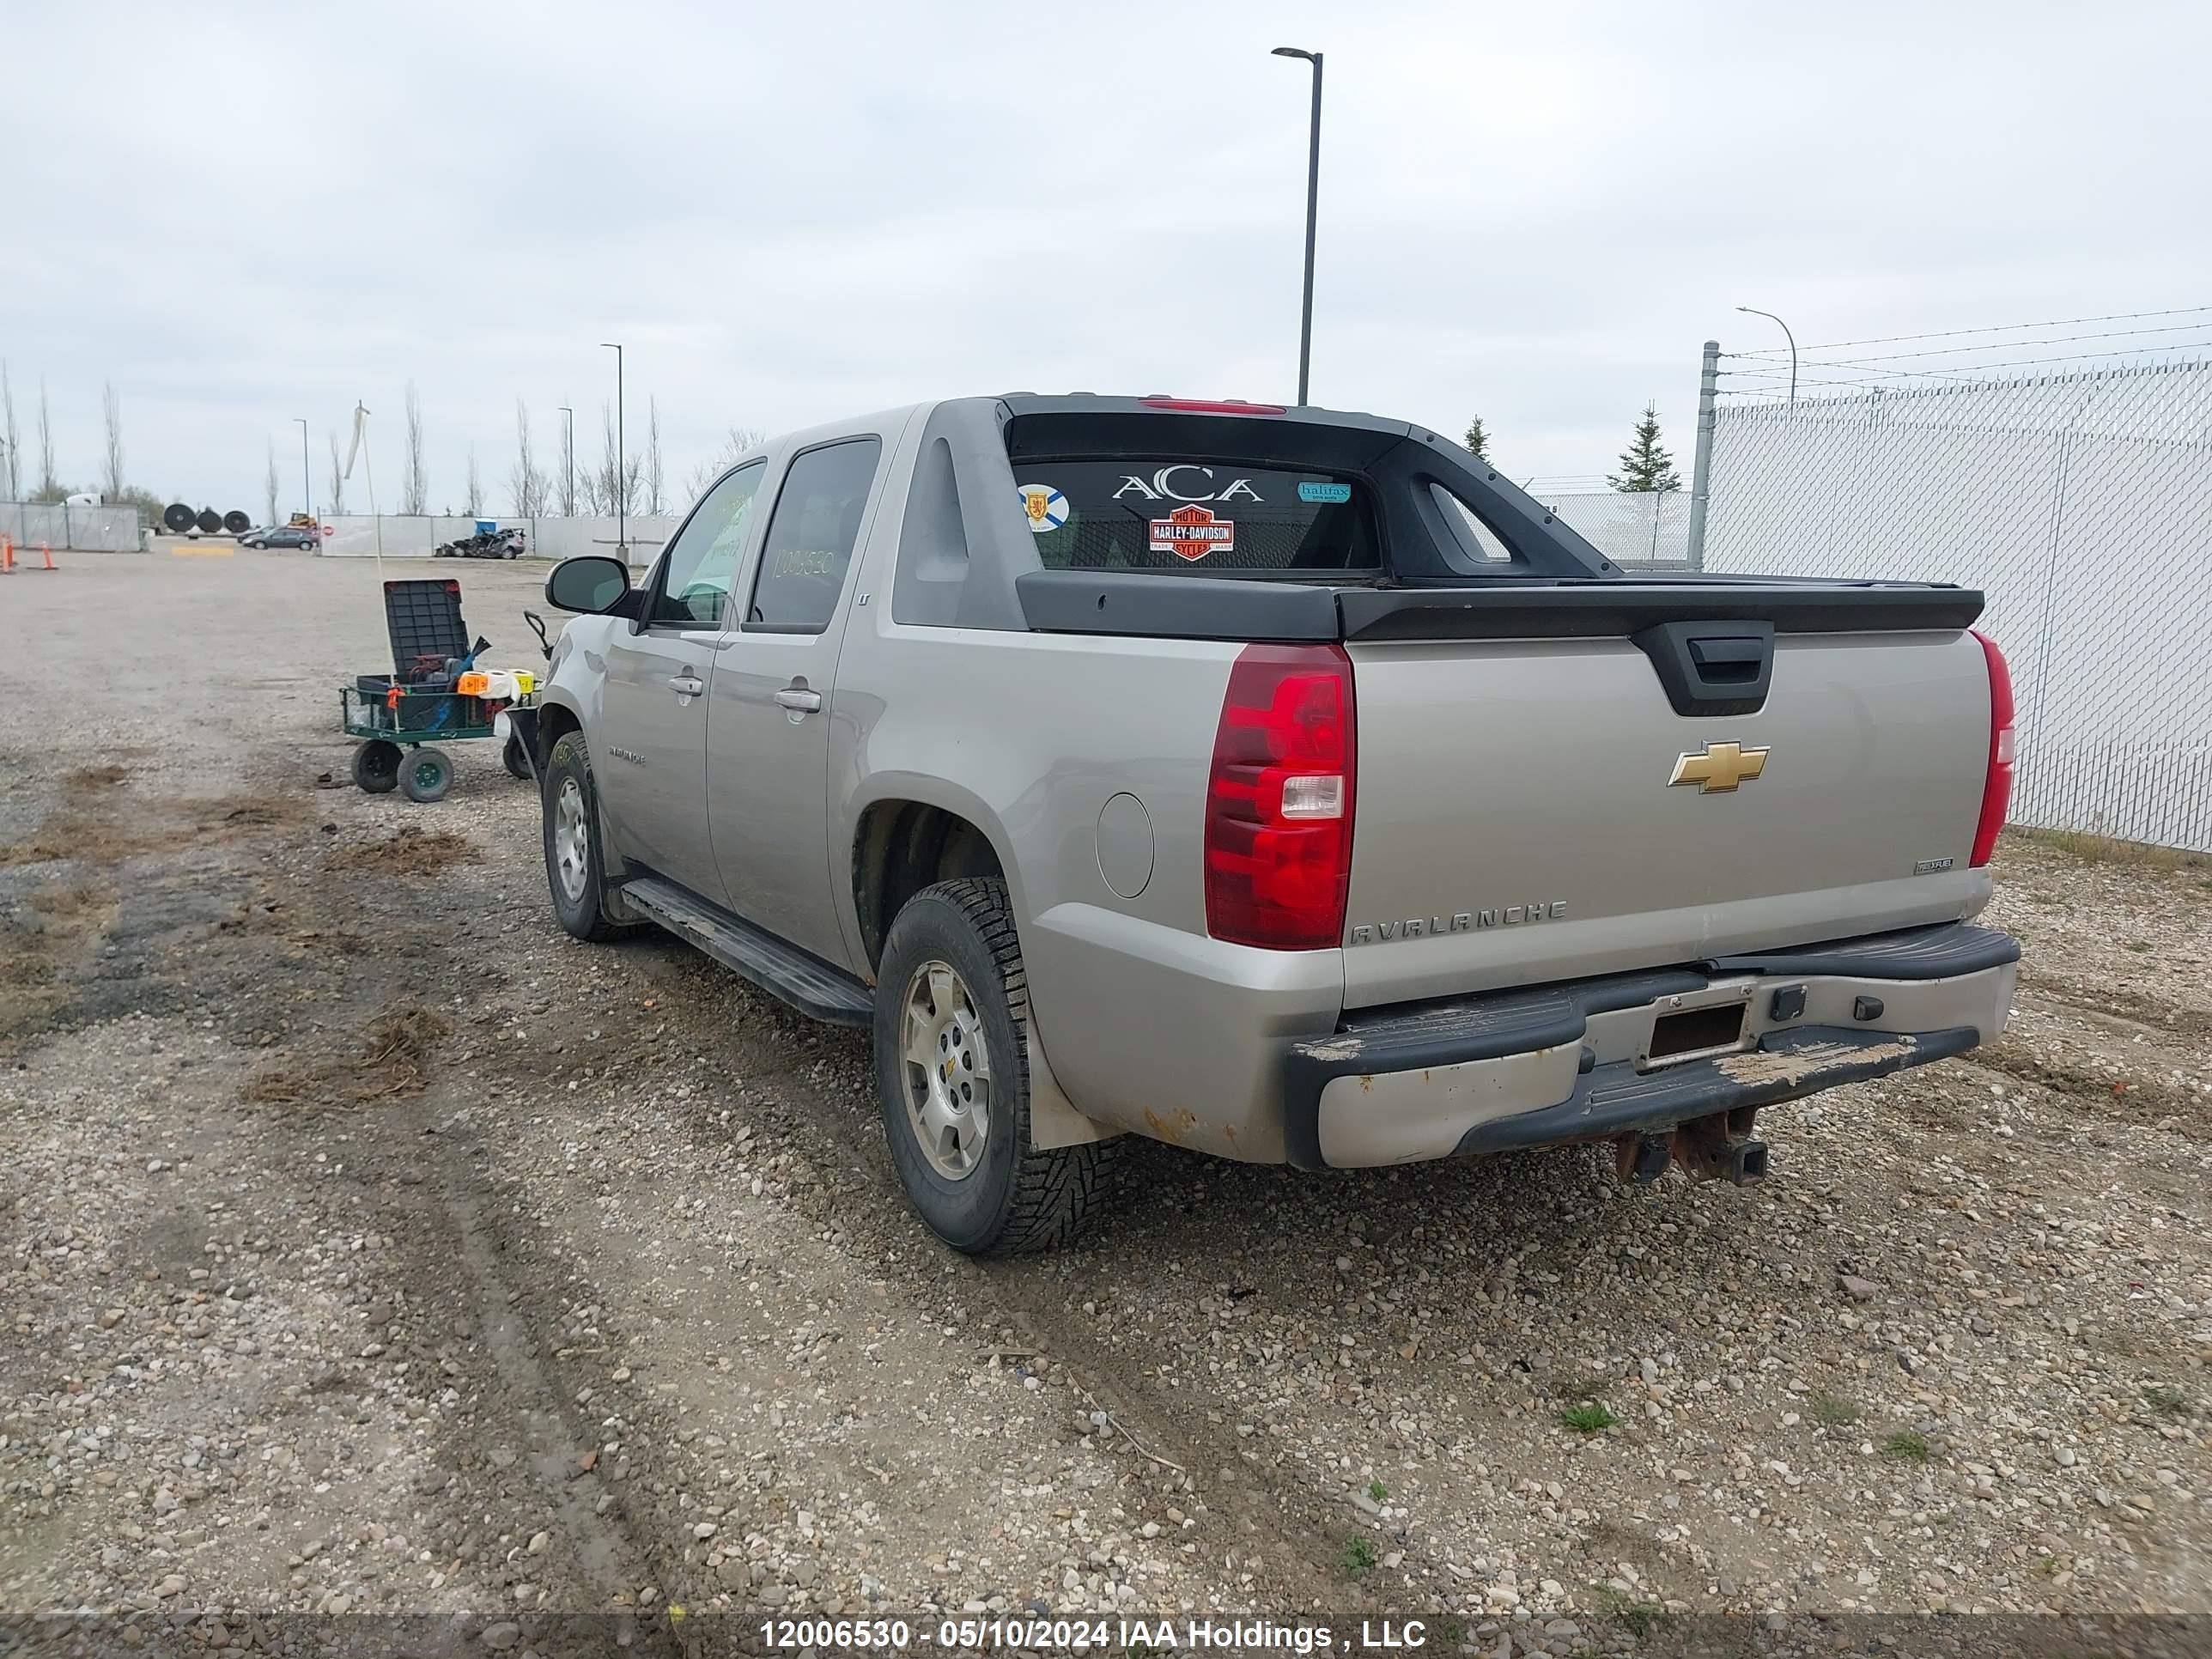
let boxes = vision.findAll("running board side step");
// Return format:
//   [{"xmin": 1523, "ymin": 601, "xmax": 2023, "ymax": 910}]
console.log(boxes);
[{"xmin": 619, "ymin": 876, "xmax": 875, "ymax": 1027}]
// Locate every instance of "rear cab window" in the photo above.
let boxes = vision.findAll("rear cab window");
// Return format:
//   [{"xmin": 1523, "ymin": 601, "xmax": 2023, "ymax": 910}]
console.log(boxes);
[{"xmin": 1012, "ymin": 461, "xmax": 1377, "ymax": 579}]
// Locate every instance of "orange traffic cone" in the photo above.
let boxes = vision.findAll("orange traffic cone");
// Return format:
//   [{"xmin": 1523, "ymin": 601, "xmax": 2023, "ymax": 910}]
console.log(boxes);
[
  {"xmin": 1, "ymin": 537, "xmax": 14, "ymax": 574},
  {"xmin": 38, "ymin": 542, "xmax": 55, "ymax": 570}
]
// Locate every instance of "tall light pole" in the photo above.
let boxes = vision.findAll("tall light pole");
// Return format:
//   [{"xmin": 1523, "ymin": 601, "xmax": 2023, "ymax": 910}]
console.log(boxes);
[
  {"xmin": 556, "ymin": 404, "xmax": 574, "ymax": 517},
  {"xmin": 599, "ymin": 343, "xmax": 624, "ymax": 553},
  {"xmin": 1735, "ymin": 306, "xmax": 1797, "ymax": 404},
  {"xmin": 293, "ymin": 417, "xmax": 312, "ymax": 521},
  {"xmin": 1271, "ymin": 46, "xmax": 1323, "ymax": 407}
]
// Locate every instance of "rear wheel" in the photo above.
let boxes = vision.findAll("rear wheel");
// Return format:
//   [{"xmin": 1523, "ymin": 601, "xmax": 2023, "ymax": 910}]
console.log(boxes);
[
  {"xmin": 501, "ymin": 733, "xmax": 532, "ymax": 780},
  {"xmin": 873, "ymin": 877, "xmax": 1114, "ymax": 1255},
  {"xmin": 350, "ymin": 739, "xmax": 401, "ymax": 793}
]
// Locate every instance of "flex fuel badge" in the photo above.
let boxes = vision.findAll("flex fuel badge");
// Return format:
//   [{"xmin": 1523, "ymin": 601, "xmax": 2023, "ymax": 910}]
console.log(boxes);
[
  {"xmin": 1149, "ymin": 503, "xmax": 1233, "ymax": 562},
  {"xmin": 1017, "ymin": 484, "xmax": 1067, "ymax": 532}
]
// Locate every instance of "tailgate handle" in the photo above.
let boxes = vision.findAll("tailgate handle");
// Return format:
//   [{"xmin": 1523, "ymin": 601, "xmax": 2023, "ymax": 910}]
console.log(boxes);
[
  {"xmin": 1688, "ymin": 636, "xmax": 1764, "ymax": 683},
  {"xmin": 1632, "ymin": 619, "xmax": 1775, "ymax": 716}
]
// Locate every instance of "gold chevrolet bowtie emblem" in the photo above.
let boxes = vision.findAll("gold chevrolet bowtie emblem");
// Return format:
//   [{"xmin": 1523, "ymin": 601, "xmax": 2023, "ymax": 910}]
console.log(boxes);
[{"xmin": 1669, "ymin": 740, "xmax": 1770, "ymax": 793}]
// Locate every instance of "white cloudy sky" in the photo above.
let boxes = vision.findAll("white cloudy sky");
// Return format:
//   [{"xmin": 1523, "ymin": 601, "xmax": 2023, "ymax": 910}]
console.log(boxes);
[{"xmin": 7, "ymin": 0, "xmax": 2209, "ymax": 517}]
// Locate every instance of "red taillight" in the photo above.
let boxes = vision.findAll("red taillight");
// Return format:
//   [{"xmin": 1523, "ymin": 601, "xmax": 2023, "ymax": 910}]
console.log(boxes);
[
  {"xmin": 1970, "ymin": 629, "xmax": 2014, "ymax": 868},
  {"xmin": 1139, "ymin": 398, "xmax": 1289, "ymax": 416},
  {"xmin": 1204, "ymin": 644, "xmax": 1355, "ymax": 950}
]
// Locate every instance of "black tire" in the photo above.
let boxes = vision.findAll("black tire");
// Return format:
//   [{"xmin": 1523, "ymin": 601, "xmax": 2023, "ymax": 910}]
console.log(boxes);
[
  {"xmin": 350, "ymin": 738, "xmax": 402, "ymax": 794},
  {"xmin": 501, "ymin": 733, "xmax": 532, "ymax": 781},
  {"xmin": 873, "ymin": 877, "xmax": 1115, "ymax": 1255},
  {"xmin": 398, "ymin": 746, "xmax": 454, "ymax": 803},
  {"xmin": 541, "ymin": 731, "xmax": 637, "ymax": 941}
]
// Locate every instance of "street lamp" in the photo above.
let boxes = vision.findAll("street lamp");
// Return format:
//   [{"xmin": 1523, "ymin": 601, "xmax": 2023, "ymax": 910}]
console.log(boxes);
[
  {"xmin": 1271, "ymin": 46, "xmax": 1324, "ymax": 407},
  {"xmin": 556, "ymin": 404, "xmax": 574, "ymax": 518},
  {"xmin": 293, "ymin": 417, "xmax": 312, "ymax": 521},
  {"xmin": 600, "ymin": 343, "xmax": 624, "ymax": 553},
  {"xmin": 1735, "ymin": 306, "xmax": 1798, "ymax": 404}
]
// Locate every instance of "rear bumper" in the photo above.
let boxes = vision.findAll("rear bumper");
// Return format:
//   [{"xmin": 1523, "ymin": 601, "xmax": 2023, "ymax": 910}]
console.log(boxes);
[{"xmin": 1283, "ymin": 921, "xmax": 2018, "ymax": 1170}]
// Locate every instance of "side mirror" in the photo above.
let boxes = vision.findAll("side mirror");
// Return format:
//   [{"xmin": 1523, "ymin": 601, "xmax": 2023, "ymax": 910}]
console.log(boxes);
[{"xmin": 544, "ymin": 555, "xmax": 630, "ymax": 614}]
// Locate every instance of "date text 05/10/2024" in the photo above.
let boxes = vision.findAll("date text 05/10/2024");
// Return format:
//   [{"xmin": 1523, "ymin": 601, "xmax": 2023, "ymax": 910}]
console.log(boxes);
[{"xmin": 757, "ymin": 1618, "xmax": 1433, "ymax": 1651}]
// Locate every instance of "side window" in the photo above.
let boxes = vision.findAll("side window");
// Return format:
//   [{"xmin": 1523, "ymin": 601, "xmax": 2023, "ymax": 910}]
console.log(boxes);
[
  {"xmin": 1431, "ymin": 482, "xmax": 1519, "ymax": 567},
  {"xmin": 647, "ymin": 461, "xmax": 767, "ymax": 626},
  {"xmin": 745, "ymin": 438, "xmax": 882, "ymax": 632}
]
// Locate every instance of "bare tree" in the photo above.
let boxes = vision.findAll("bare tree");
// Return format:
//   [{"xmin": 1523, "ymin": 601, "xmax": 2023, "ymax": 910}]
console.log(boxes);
[
  {"xmin": 646, "ymin": 398, "xmax": 665, "ymax": 514},
  {"xmin": 590, "ymin": 402, "xmax": 640, "ymax": 520},
  {"xmin": 325, "ymin": 432, "xmax": 347, "ymax": 514},
  {"xmin": 401, "ymin": 383, "xmax": 428, "ymax": 514},
  {"xmin": 37, "ymin": 380, "xmax": 58, "ymax": 497},
  {"xmin": 100, "ymin": 382, "xmax": 125, "ymax": 500},
  {"xmin": 683, "ymin": 426, "xmax": 769, "ymax": 499},
  {"xmin": 509, "ymin": 399, "xmax": 550, "ymax": 516},
  {"xmin": 264, "ymin": 441, "xmax": 279, "ymax": 526},
  {"xmin": 465, "ymin": 445, "xmax": 482, "ymax": 516},
  {"xmin": 1, "ymin": 362, "xmax": 18, "ymax": 501}
]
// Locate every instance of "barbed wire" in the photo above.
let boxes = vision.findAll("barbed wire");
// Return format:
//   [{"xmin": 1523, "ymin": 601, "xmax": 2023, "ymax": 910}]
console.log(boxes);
[
  {"xmin": 1717, "ymin": 302, "xmax": 2212, "ymax": 357},
  {"xmin": 1729, "ymin": 320, "xmax": 2212, "ymax": 371},
  {"xmin": 1717, "ymin": 341, "xmax": 2212, "ymax": 396}
]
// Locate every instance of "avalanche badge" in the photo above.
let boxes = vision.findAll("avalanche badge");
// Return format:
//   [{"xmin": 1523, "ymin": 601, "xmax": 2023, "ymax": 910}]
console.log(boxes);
[{"xmin": 1148, "ymin": 502, "xmax": 1234, "ymax": 562}]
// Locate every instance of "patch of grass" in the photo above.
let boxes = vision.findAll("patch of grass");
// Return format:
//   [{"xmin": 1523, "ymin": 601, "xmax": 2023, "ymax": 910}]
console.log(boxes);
[
  {"xmin": 1881, "ymin": 1429, "xmax": 1932, "ymax": 1462},
  {"xmin": 2017, "ymin": 825, "xmax": 2210, "ymax": 873},
  {"xmin": 327, "ymin": 824, "xmax": 480, "ymax": 876},
  {"xmin": 2143, "ymin": 1384, "xmax": 2191, "ymax": 1419},
  {"xmin": 241, "ymin": 998, "xmax": 453, "ymax": 1108},
  {"xmin": 1589, "ymin": 1584, "xmax": 1666, "ymax": 1638},
  {"xmin": 1435, "ymin": 1615, "xmax": 1465, "ymax": 1645},
  {"xmin": 1558, "ymin": 1400, "xmax": 1620, "ymax": 1434},
  {"xmin": 1340, "ymin": 1534, "xmax": 1376, "ymax": 1577},
  {"xmin": 1810, "ymin": 1393, "xmax": 1862, "ymax": 1426},
  {"xmin": 64, "ymin": 763, "xmax": 131, "ymax": 793},
  {"xmin": 1367, "ymin": 1478, "xmax": 1389, "ymax": 1503}
]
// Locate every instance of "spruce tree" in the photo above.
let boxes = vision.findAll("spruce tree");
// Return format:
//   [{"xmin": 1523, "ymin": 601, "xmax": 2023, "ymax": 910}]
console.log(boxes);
[
  {"xmin": 1463, "ymin": 416, "xmax": 1491, "ymax": 460},
  {"xmin": 1607, "ymin": 404, "xmax": 1680, "ymax": 492}
]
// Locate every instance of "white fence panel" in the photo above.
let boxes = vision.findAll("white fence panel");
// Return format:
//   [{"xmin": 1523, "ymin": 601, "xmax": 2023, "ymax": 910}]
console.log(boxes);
[
  {"xmin": 1, "ymin": 501, "xmax": 143, "ymax": 552},
  {"xmin": 1704, "ymin": 360, "xmax": 2212, "ymax": 853},
  {"xmin": 317, "ymin": 514, "xmax": 678, "ymax": 566}
]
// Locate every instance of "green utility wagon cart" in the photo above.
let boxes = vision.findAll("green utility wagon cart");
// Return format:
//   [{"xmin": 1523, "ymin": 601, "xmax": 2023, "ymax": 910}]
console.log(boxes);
[{"xmin": 338, "ymin": 577, "xmax": 535, "ymax": 802}]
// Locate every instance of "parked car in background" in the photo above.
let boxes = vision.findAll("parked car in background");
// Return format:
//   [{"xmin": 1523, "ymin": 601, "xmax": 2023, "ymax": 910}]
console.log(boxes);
[
  {"xmin": 527, "ymin": 393, "xmax": 2021, "ymax": 1257},
  {"xmin": 240, "ymin": 525, "xmax": 319, "ymax": 550}
]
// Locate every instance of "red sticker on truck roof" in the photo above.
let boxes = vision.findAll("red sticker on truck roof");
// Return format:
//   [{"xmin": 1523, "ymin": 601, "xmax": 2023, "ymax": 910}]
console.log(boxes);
[{"xmin": 1149, "ymin": 502, "xmax": 1234, "ymax": 562}]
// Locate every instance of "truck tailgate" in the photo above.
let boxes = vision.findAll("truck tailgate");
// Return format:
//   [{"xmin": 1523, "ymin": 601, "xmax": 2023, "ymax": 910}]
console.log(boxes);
[{"xmin": 1340, "ymin": 629, "xmax": 1995, "ymax": 1008}]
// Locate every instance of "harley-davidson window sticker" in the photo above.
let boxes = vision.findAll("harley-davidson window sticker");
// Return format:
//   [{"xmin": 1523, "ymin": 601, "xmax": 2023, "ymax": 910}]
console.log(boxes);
[
  {"xmin": 1016, "ymin": 484, "xmax": 1068, "ymax": 532},
  {"xmin": 1149, "ymin": 502, "xmax": 1234, "ymax": 562}
]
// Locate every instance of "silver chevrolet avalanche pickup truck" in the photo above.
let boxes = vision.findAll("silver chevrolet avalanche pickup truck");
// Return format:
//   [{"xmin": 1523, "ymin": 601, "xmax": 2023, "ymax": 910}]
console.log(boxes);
[{"xmin": 527, "ymin": 394, "xmax": 2020, "ymax": 1255}]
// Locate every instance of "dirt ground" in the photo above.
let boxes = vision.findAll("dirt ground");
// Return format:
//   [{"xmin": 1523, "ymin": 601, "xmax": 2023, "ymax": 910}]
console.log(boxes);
[{"xmin": 1, "ymin": 549, "xmax": 2207, "ymax": 1653}]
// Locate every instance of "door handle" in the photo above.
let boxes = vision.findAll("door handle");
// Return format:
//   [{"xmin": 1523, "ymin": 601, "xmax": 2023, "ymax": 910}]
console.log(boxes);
[
  {"xmin": 668, "ymin": 673, "xmax": 705, "ymax": 696},
  {"xmin": 772, "ymin": 685, "xmax": 822, "ymax": 713}
]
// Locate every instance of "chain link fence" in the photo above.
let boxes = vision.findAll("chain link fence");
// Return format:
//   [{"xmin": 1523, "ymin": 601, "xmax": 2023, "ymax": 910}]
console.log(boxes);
[
  {"xmin": 0, "ymin": 501, "xmax": 143, "ymax": 553},
  {"xmin": 1699, "ymin": 359, "xmax": 2212, "ymax": 853},
  {"xmin": 1542, "ymin": 489, "xmax": 1692, "ymax": 570}
]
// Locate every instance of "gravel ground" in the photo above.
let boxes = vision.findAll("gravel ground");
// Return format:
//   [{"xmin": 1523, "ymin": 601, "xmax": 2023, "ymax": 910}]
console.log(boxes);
[{"xmin": 1, "ymin": 550, "xmax": 2207, "ymax": 1652}]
